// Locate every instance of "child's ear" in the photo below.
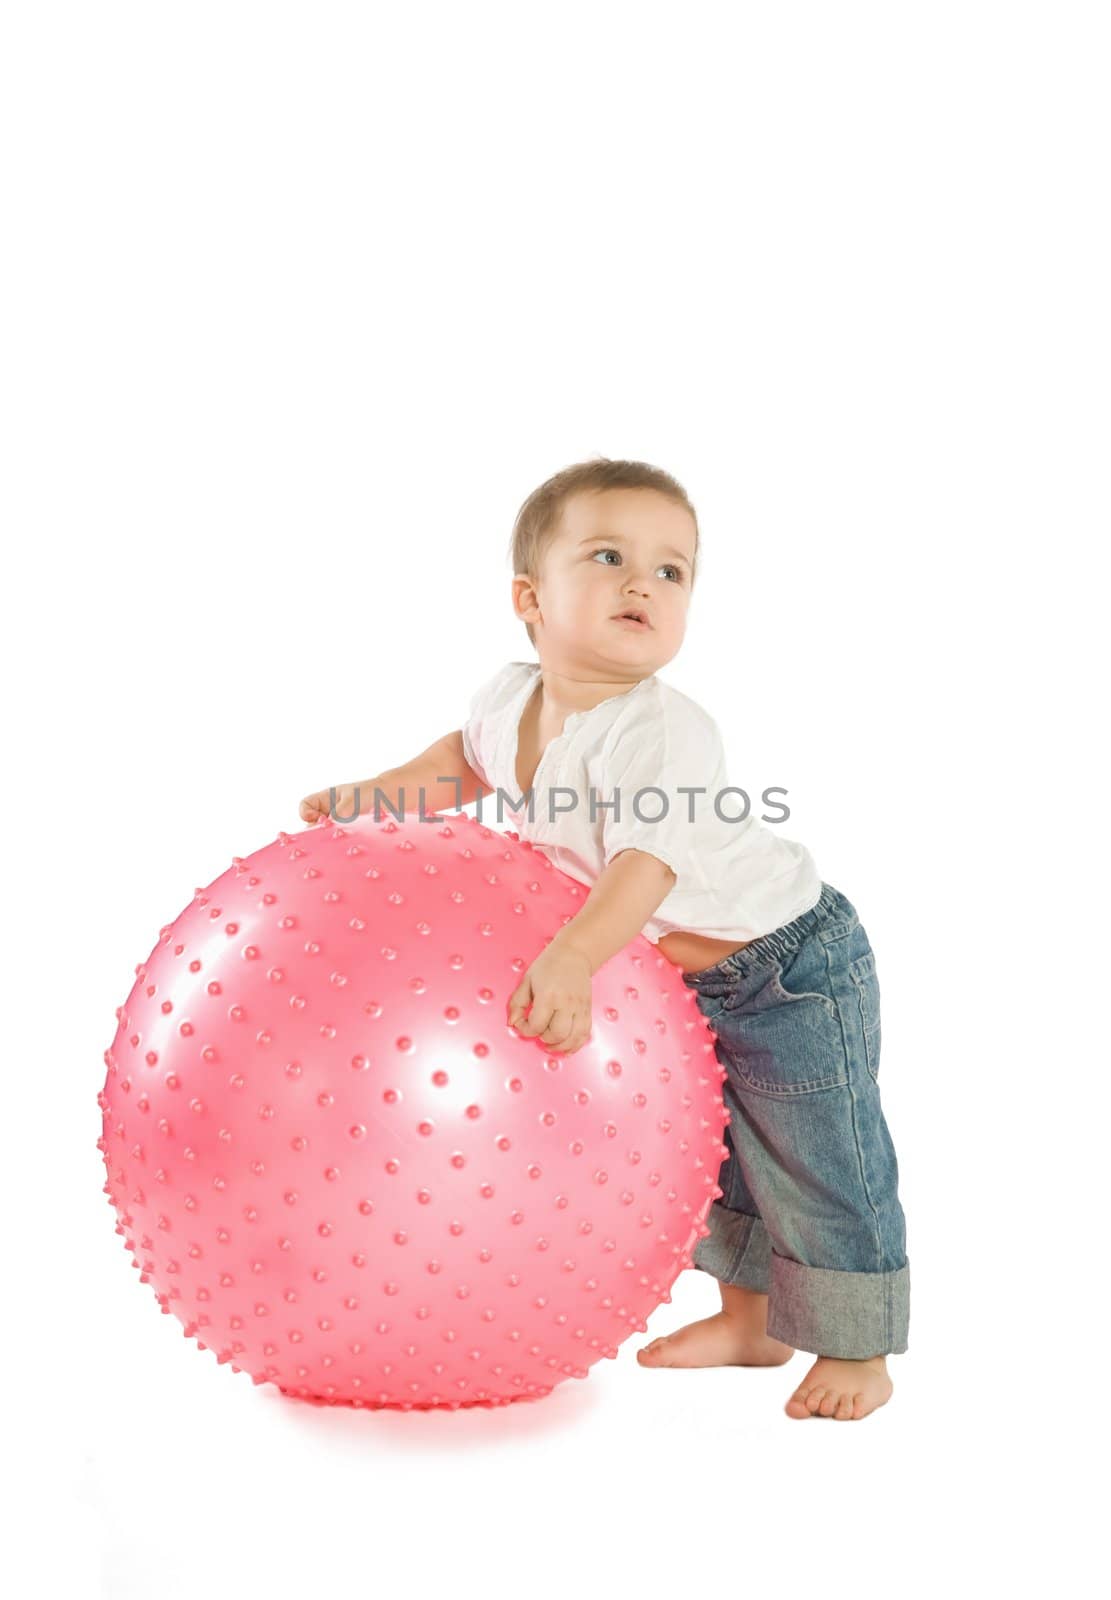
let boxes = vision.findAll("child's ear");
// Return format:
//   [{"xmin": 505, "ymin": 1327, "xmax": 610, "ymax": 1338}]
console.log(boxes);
[{"xmin": 511, "ymin": 572, "xmax": 542, "ymax": 630}]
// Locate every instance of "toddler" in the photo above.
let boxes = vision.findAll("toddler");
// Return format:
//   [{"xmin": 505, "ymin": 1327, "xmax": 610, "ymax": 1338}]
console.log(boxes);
[{"xmin": 300, "ymin": 457, "xmax": 910, "ymax": 1422}]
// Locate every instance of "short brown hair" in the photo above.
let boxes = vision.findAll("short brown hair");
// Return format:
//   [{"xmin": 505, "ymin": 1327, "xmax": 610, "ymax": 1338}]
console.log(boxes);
[{"xmin": 508, "ymin": 457, "xmax": 700, "ymax": 649}]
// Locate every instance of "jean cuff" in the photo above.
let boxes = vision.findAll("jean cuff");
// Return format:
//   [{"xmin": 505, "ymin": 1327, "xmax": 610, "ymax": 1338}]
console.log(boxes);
[
  {"xmin": 765, "ymin": 1253, "xmax": 911, "ymax": 1358},
  {"xmin": 691, "ymin": 1202, "xmax": 771, "ymax": 1293}
]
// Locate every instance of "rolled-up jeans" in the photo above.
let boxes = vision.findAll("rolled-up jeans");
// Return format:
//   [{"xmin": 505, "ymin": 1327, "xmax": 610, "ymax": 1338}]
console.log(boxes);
[{"xmin": 682, "ymin": 882, "xmax": 910, "ymax": 1358}]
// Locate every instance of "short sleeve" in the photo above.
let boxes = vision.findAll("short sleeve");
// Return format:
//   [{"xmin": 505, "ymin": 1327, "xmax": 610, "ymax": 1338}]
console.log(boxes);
[{"xmin": 600, "ymin": 700, "xmax": 727, "ymax": 887}]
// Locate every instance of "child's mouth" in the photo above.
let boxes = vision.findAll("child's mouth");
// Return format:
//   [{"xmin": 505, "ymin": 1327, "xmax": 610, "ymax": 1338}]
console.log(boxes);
[{"xmin": 612, "ymin": 614, "xmax": 650, "ymax": 630}]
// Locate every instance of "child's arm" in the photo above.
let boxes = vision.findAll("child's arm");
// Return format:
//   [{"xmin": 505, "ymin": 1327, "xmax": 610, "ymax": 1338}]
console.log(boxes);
[
  {"xmin": 554, "ymin": 848, "xmax": 677, "ymax": 974},
  {"xmin": 298, "ymin": 730, "xmax": 493, "ymax": 824},
  {"xmin": 507, "ymin": 848, "xmax": 677, "ymax": 1053}
]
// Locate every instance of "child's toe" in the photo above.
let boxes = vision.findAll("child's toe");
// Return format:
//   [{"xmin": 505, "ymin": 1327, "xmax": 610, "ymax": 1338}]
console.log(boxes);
[
  {"xmin": 805, "ymin": 1385, "xmax": 828, "ymax": 1415},
  {"xmin": 818, "ymin": 1389, "xmax": 841, "ymax": 1418},
  {"xmin": 834, "ymin": 1391, "xmax": 855, "ymax": 1420},
  {"xmin": 784, "ymin": 1388, "xmax": 811, "ymax": 1418}
]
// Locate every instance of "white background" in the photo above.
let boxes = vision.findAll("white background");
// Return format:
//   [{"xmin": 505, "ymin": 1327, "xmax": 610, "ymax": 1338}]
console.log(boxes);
[{"xmin": 4, "ymin": 3, "xmax": 1106, "ymax": 1597}]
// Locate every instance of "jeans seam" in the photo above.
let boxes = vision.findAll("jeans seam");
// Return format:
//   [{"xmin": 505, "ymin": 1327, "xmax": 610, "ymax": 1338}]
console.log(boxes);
[{"xmin": 825, "ymin": 938, "xmax": 885, "ymax": 1277}]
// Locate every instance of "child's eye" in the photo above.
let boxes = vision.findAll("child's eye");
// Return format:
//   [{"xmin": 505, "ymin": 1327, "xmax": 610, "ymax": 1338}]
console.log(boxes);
[{"xmin": 592, "ymin": 548, "xmax": 683, "ymax": 582}]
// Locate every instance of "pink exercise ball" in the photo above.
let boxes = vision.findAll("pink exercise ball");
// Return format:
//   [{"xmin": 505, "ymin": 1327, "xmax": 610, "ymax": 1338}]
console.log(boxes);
[{"xmin": 99, "ymin": 812, "xmax": 727, "ymax": 1410}]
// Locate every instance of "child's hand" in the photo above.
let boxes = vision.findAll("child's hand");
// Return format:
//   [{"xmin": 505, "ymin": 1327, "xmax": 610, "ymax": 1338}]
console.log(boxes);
[
  {"xmin": 507, "ymin": 943, "xmax": 593, "ymax": 1055},
  {"xmin": 298, "ymin": 783, "xmax": 358, "ymax": 825}
]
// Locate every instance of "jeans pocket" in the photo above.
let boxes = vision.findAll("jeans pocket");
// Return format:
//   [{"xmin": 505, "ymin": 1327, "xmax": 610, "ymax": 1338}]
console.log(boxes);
[
  {"xmin": 721, "ymin": 956, "xmax": 850, "ymax": 1098},
  {"xmin": 849, "ymin": 948, "xmax": 882, "ymax": 1081},
  {"xmin": 749, "ymin": 932, "xmax": 840, "ymax": 1022},
  {"xmin": 766, "ymin": 969, "xmax": 840, "ymax": 1020}
]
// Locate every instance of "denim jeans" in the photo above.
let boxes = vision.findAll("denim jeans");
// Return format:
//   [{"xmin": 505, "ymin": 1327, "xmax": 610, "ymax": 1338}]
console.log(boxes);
[{"xmin": 682, "ymin": 882, "xmax": 910, "ymax": 1358}]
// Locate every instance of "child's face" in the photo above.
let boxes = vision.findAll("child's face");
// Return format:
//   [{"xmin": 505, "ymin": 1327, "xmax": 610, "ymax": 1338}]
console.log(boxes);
[{"xmin": 514, "ymin": 488, "xmax": 696, "ymax": 674}]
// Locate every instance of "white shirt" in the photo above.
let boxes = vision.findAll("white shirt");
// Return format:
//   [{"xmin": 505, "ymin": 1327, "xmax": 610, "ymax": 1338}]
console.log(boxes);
[{"xmin": 460, "ymin": 660, "xmax": 822, "ymax": 945}]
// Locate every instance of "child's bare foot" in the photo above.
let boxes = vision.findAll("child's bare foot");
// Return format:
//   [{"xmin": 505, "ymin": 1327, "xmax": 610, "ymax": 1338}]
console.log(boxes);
[
  {"xmin": 784, "ymin": 1354, "xmax": 893, "ymax": 1420},
  {"xmin": 637, "ymin": 1284, "xmax": 794, "ymax": 1369}
]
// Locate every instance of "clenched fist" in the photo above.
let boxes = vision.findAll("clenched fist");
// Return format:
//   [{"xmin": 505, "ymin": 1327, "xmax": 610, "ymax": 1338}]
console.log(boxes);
[
  {"xmin": 298, "ymin": 783, "xmax": 361, "ymax": 826},
  {"xmin": 507, "ymin": 942, "xmax": 594, "ymax": 1055}
]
